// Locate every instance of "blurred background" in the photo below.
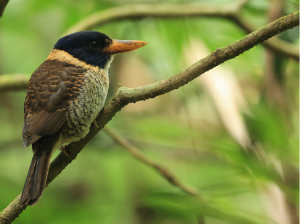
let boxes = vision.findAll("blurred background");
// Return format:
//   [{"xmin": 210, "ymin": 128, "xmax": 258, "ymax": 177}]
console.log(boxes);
[{"xmin": 0, "ymin": 0, "xmax": 298, "ymax": 223}]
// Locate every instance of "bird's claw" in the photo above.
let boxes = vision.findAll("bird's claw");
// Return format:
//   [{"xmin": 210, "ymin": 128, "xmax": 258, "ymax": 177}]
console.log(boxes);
[
  {"xmin": 60, "ymin": 145, "xmax": 69, "ymax": 156},
  {"xmin": 93, "ymin": 119, "xmax": 99, "ymax": 128}
]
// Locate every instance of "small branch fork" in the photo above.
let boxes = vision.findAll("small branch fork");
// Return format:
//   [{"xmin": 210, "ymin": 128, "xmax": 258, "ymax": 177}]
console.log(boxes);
[{"xmin": 0, "ymin": 10, "xmax": 299, "ymax": 224}]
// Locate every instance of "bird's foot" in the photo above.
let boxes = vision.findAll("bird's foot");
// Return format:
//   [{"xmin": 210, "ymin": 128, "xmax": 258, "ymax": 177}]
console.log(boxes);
[
  {"xmin": 60, "ymin": 145, "xmax": 69, "ymax": 156},
  {"xmin": 93, "ymin": 119, "xmax": 99, "ymax": 128}
]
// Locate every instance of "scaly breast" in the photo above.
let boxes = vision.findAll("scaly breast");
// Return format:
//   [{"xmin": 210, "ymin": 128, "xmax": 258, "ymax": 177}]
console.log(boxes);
[{"xmin": 61, "ymin": 69, "xmax": 109, "ymax": 142}]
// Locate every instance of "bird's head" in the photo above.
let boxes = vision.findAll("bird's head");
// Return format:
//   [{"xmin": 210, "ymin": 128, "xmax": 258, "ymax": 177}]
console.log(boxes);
[{"xmin": 53, "ymin": 31, "xmax": 148, "ymax": 69}]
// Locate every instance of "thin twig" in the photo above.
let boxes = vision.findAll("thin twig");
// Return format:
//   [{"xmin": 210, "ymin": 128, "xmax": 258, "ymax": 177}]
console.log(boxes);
[
  {"xmin": 0, "ymin": 11, "xmax": 298, "ymax": 224},
  {"xmin": 104, "ymin": 126, "xmax": 199, "ymax": 196},
  {"xmin": 64, "ymin": 4, "xmax": 299, "ymax": 60},
  {"xmin": 63, "ymin": 4, "xmax": 238, "ymax": 35}
]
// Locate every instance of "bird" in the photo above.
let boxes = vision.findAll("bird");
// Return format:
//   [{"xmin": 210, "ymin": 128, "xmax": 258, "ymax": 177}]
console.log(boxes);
[{"xmin": 20, "ymin": 31, "xmax": 148, "ymax": 206}]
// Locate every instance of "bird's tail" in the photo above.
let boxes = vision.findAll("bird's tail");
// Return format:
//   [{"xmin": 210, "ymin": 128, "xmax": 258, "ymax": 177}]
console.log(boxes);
[{"xmin": 20, "ymin": 149, "xmax": 52, "ymax": 206}]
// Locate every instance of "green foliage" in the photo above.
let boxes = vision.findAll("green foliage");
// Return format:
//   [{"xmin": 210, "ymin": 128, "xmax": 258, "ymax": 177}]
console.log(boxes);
[{"xmin": 0, "ymin": 0, "xmax": 298, "ymax": 223}]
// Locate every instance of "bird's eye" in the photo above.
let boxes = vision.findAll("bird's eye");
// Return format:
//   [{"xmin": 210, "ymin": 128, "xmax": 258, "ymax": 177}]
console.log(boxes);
[{"xmin": 90, "ymin": 41, "xmax": 100, "ymax": 50}]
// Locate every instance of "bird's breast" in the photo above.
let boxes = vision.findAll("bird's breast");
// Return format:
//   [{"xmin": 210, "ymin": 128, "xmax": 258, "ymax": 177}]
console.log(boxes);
[{"xmin": 61, "ymin": 69, "xmax": 109, "ymax": 142}]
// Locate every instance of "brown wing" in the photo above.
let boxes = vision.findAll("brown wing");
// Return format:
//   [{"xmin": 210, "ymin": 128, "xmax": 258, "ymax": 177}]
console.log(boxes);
[{"xmin": 22, "ymin": 60, "xmax": 86, "ymax": 147}]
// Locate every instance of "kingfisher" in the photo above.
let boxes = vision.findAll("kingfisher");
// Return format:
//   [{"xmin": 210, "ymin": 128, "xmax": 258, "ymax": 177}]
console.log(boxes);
[{"xmin": 20, "ymin": 31, "xmax": 147, "ymax": 206}]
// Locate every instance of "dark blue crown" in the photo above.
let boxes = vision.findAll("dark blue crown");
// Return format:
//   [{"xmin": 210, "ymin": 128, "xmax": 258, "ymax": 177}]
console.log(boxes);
[{"xmin": 54, "ymin": 31, "xmax": 112, "ymax": 68}]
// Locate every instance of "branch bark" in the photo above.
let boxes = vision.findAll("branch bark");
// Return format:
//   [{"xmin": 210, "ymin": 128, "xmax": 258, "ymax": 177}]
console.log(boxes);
[
  {"xmin": 0, "ymin": 11, "xmax": 299, "ymax": 224},
  {"xmin": 64, "ymin": 4, "xmax": 299, "ymax": 60}
]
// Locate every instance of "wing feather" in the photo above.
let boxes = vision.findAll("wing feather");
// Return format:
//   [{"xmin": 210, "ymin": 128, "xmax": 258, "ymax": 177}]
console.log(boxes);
[{"xmin": 22, "ymin": 60, "xmax": 85, "ymax": 147}]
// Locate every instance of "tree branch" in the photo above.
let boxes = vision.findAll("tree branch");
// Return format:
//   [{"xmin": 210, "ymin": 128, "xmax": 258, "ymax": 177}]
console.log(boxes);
[
  {"xmin": 0, "ymin": 4, "xmax": 298, "ymax": 93},
  {"xmin": 0, "ymin": 0, "xmax": 9, "ymax": 18},
  {"xmin": 64, "ymin": 4, "xmax": 299, "ymax": 60},
  {"xmin": 0, "ymin": 11, "xmax": 298, "ymax": 224},
  {"xmin": 104, "ymin": 126, "xmax": 199, "ymax": 196},
  {"xmin": 64, "ymin": 3, "xmax": 239, "ymax": 34},
  {"xmin": 229, "ymin": 13, "xmax": 299, "ymax": 59},
  {"xmin": 0, "ymin": 74, "xmax": 30, "ymax": 93}
]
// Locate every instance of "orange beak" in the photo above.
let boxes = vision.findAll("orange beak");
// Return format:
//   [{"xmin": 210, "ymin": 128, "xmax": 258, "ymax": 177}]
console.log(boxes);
[{"xmin": 103, "ymin": 39, "xmax": 148, "ymax": 54}]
